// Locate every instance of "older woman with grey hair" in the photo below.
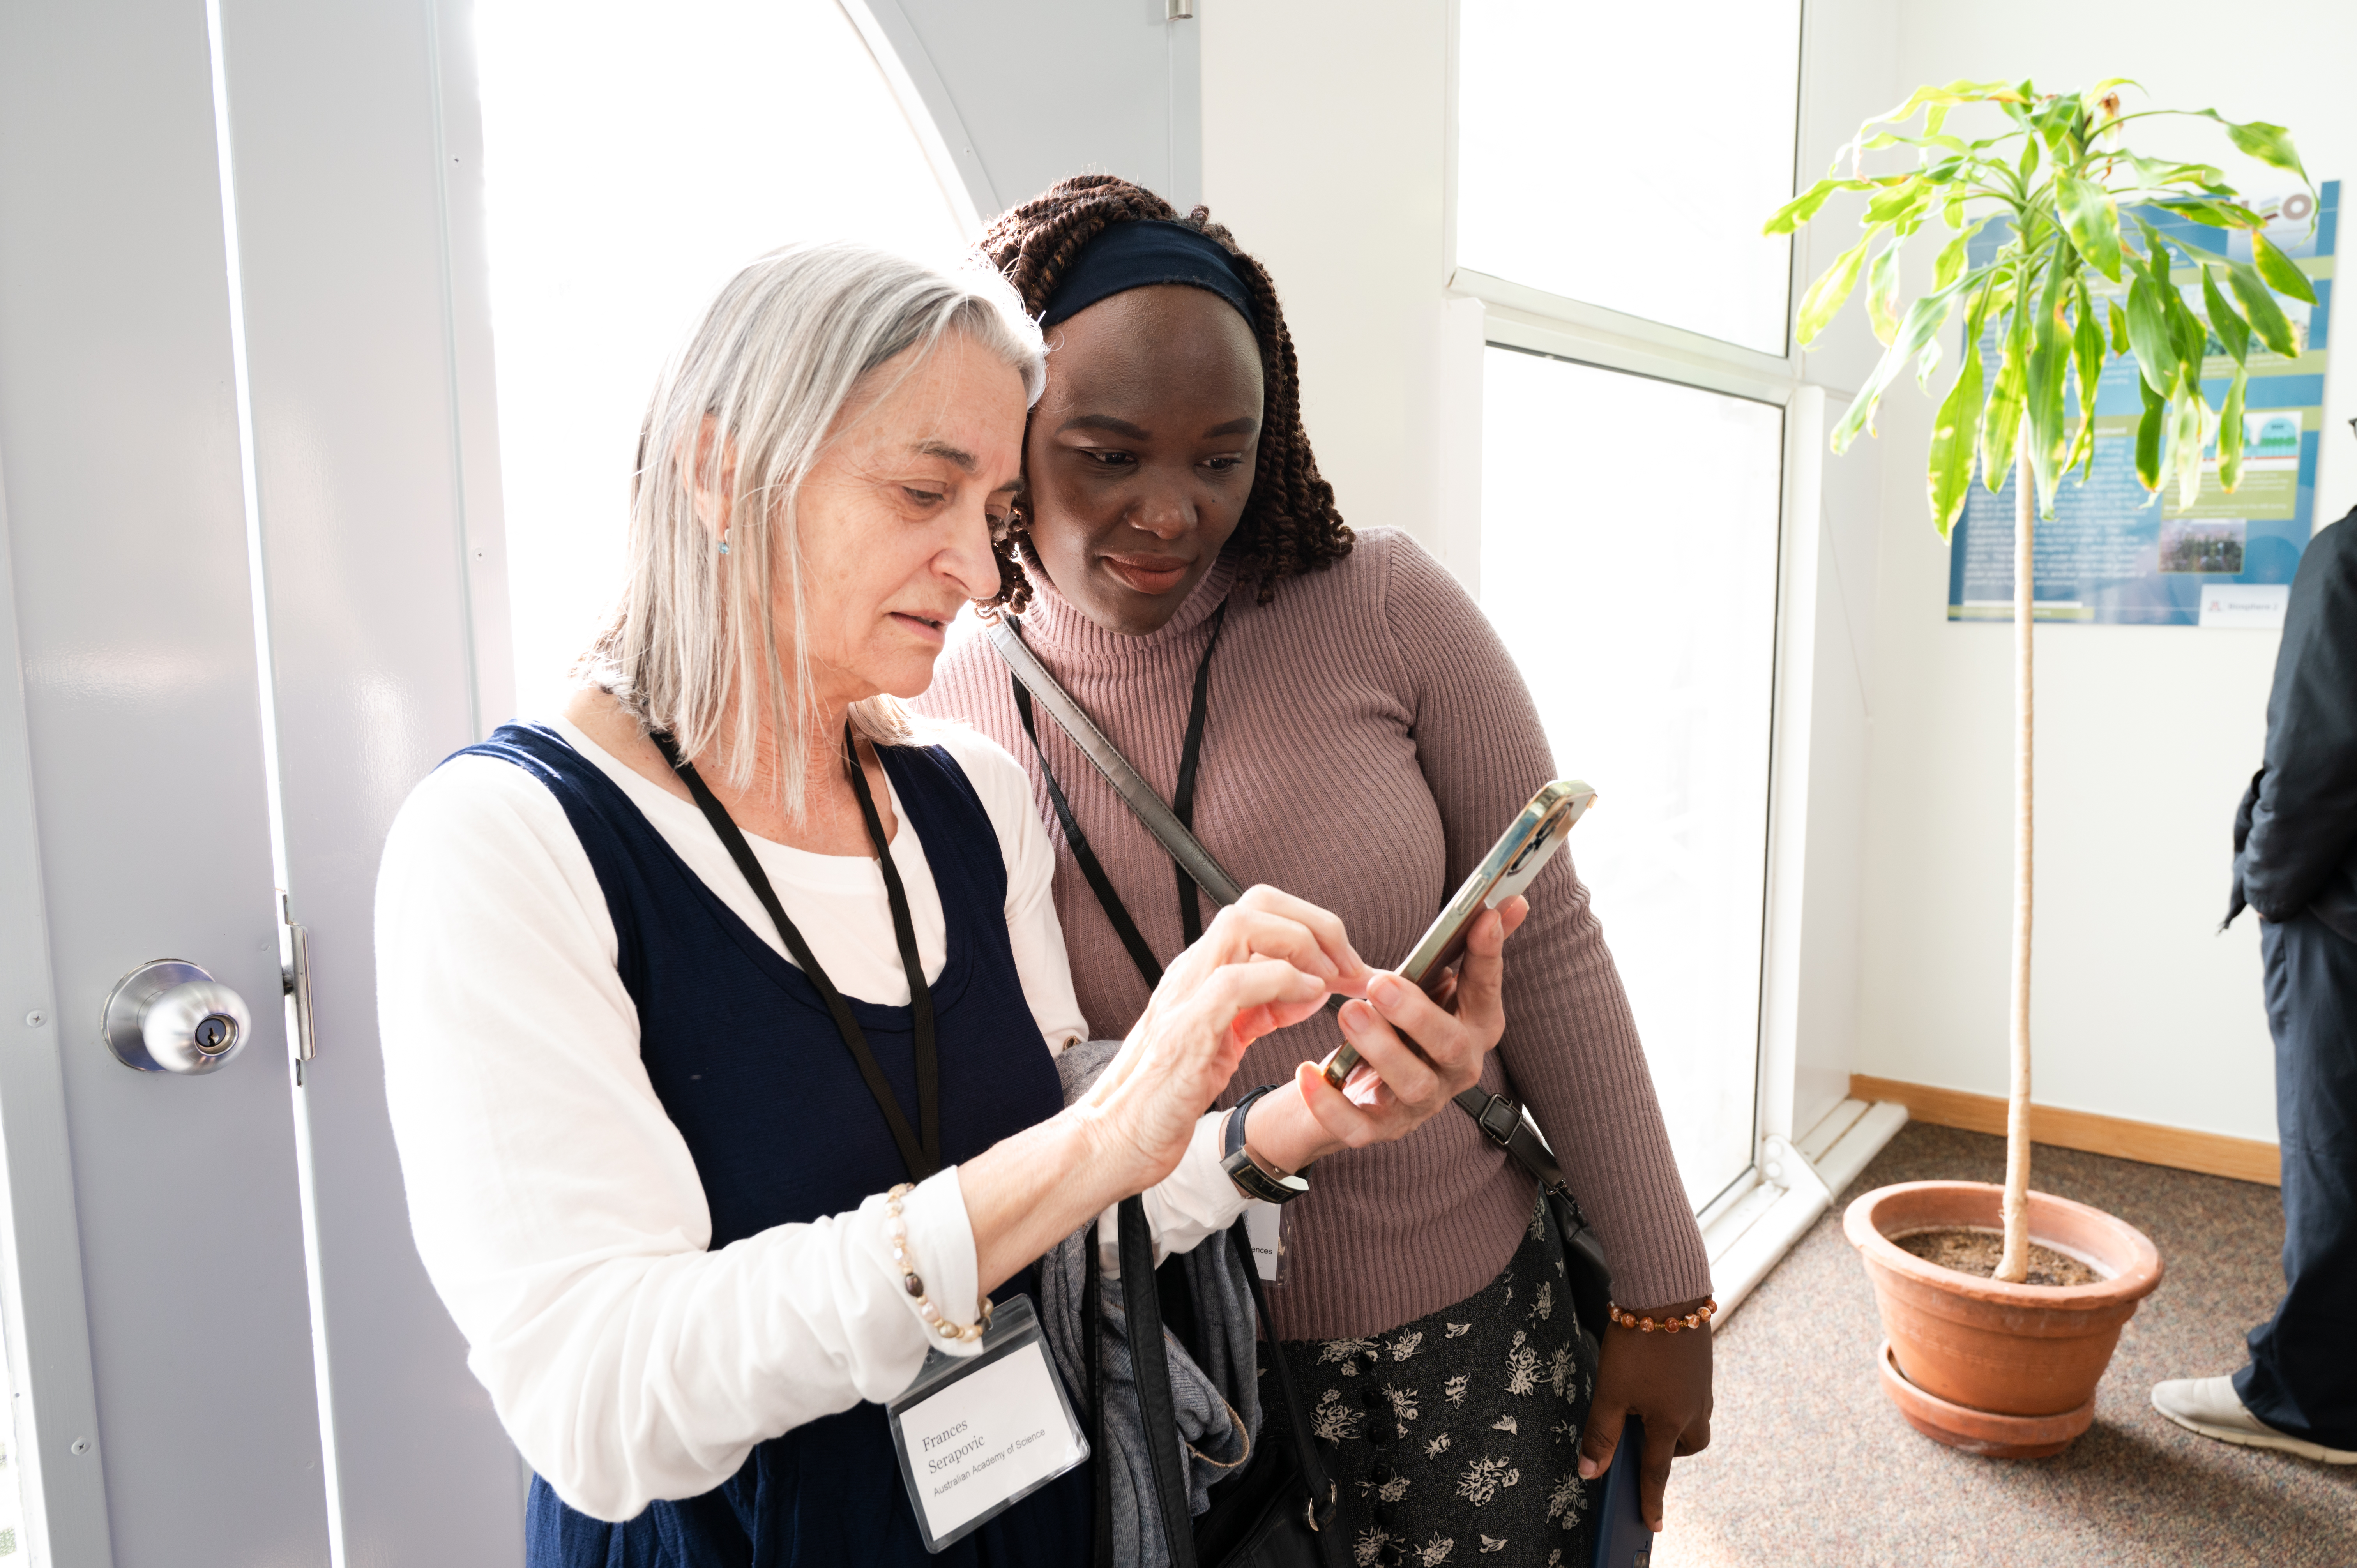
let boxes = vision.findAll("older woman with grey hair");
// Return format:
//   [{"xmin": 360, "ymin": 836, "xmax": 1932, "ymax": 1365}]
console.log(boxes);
[{"xmin": 374, "ymin": 242, "xmax": 1524, "ymax": 1568}]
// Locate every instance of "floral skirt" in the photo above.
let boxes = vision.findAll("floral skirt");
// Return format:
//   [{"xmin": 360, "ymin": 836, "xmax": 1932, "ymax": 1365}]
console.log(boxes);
[{"xmin": 1260, "ymin": 1197, "xmax": 1597, "ymax": 1566}]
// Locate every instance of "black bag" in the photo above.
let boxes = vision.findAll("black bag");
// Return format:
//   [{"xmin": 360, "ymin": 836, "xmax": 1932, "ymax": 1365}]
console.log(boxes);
[{"xmin": 1091, "ymin": 1202, "xmax": 1339, "ymax": 1568}]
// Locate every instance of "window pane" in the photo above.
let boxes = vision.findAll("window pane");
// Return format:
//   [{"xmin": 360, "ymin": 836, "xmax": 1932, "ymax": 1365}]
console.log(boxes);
[
  {"xmin": 1457, "ymin": 0, "xmax": 1801, "ymax": 356},
  {"xmin": 1481, "ymin": 349, "xmax": 1781, "ymax": 1206},
  {"xmin": 476, "ymin": 0, "xmax": 967, "ymax": 722}
]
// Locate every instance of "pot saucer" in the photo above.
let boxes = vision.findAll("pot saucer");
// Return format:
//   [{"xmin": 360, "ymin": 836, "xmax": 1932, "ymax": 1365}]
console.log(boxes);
[{"xmin": 1877, "ymin": 1339, "xmax": 2094, "ymax": 1459}]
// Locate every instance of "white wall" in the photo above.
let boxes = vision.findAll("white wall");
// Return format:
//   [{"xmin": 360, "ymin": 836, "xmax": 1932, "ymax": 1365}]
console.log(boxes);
[
  {"xmin": 1845, "ymin": 0, "xmax": 2357, "ymax": 1145},
  {"xmin": 1199, "ymin": 0, "xmax": 1457, "ymax": 554},
  {"xmin": 1778, "ymin": 0, "xmax": 1899, "ymax": 1139}
]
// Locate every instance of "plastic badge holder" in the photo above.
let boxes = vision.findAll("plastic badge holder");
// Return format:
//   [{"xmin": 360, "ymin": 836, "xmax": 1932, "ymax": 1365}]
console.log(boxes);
[
  {"xmin": 885, "ymin": 1294, "xmax": 1090, "ymax": 1554},
  {"xmin": 1244, "ymin": 1200, "xmax": 1288, "ymax": 1285}
]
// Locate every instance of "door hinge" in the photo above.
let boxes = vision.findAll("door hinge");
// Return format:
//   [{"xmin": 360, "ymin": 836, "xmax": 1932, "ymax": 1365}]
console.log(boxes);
[
  {"xmin": 1166, "ymin": 0, "xmax": 1193, "ymax": 18},
  {"xmin": 281, "ymin": 892, "xmax": 316, "ymax": 1083}
]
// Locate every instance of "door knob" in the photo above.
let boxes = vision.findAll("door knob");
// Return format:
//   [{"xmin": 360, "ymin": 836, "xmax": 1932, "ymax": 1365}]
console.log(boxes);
[{"xmin": 102, "ymin": 960, "xmax": 253, "ymax": 1075}]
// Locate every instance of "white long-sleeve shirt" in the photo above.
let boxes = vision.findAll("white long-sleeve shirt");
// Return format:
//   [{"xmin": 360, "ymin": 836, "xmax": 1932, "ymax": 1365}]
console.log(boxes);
[{"xmin": 376, "ymin": 717, "xmax": 1248, "ymax": 1522}]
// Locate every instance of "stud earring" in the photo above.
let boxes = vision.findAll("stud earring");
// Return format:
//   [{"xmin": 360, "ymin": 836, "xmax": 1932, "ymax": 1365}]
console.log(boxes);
[{"xmin": 718, "ymin": 538, "xmax": 730, "ymax": 555}]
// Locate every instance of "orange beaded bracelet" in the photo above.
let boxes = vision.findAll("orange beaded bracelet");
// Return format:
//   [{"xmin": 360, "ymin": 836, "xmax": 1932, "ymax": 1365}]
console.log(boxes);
[{"xmin": 1606, "ymin": 1297, "xmax": 1718, "ymax": 1334}]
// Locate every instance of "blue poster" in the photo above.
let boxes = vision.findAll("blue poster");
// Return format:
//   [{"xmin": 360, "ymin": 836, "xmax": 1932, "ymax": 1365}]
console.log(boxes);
[{"xmin": 1947, "ymin": 180, "xmax": 2338, "ymax": 627}]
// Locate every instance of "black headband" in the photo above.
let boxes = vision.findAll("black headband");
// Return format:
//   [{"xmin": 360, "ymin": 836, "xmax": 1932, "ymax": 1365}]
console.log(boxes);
[{"xmin": 1037, "ymin": 219, "xmax": 1257, "ymax": 330}]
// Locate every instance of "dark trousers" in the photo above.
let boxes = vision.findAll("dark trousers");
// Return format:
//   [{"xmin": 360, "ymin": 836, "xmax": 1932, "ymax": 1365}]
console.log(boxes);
[{"xmin": 2235, "ymin": 913, "xmax": 2357, "ymax": 1448}]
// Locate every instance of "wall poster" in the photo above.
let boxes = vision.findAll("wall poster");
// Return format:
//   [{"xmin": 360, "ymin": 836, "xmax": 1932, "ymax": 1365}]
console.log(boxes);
[{"xmin": 1947, "ymin": 180, "xmax": 2338, "ymax": 628}]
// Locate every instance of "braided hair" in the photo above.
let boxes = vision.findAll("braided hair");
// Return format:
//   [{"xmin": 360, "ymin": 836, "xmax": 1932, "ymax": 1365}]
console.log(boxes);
[{"xmin": 977, "ymin": 174, "xmax": 1351, "ymax": 612}]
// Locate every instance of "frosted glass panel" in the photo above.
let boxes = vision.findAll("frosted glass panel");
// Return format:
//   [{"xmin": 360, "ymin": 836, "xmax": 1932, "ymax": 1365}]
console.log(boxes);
[
  {"xmin": 1458, "ymin": 0, "xmax": 1801, "ymax": 356},
  {"xmin": 1482, "ymin": 349, "xmax": 1781, "ymax": 1207},
  {"xmin": 477, "ymin": 0, "xmax": 967, "ymax": 723}
]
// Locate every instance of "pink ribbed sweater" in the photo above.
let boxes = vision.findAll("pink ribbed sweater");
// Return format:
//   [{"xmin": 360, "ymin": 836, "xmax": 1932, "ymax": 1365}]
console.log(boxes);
[{"xmin": 915, "ymin": 530, "xmax": 1710, "ymax": 1340}]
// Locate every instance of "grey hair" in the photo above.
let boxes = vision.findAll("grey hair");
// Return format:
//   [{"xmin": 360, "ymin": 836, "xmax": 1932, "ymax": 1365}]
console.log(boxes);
[{"xmin": 581, "ymin": 242, "xmax": 1044, "ymax": 817}]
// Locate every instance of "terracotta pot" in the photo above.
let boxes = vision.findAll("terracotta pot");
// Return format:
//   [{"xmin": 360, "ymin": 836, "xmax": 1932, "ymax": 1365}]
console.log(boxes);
[{"xmin": 1844, "ymin": 1181, "xmax": 2163, "ymax": 1458}]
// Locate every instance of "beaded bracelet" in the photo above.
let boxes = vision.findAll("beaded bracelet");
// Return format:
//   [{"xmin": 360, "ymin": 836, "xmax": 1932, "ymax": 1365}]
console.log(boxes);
[
  {"xmin": 1606, "ymin": 1297, "xmax": 1718, "ymax": 1334},
  {"xmin": 885, "ymin": 1183, "xmax": 995, "ymax": 1344}
]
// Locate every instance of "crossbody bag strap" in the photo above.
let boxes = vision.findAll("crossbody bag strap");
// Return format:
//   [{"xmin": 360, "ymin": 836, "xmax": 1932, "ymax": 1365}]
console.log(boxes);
[
  {"xmin": 1227, "ymin": 1225, "xmax": 1338, "ymax": 1542},
  {"xmin": 1085, "ymin": 1219, "xmax": 1114, "ymax": 1566},
  {"xmin": 988, "ymin": 616, "xmax": 1245, "ymax": 908},
  {"xmin": 1118, "ymin": 1198, "xmax": 1199, "ymax": 1568}
]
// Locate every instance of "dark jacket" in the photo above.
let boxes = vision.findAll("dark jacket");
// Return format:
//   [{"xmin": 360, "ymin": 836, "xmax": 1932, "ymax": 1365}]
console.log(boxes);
[{"xmin": 2230, "ymin": 506, "xmax": 2357, "ymax": 943}]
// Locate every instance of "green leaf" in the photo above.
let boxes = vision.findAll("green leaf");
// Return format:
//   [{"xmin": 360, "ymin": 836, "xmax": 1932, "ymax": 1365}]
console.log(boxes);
[
  {"xmin": 1795, "ymin": 232, "xmax": 1875, "ymax": 347},
  {"xmin": 2170, "ymin": 374, "xmax": 2209, "ymax": 512},
  {"xmin": 2069, "ymin": 290, "xmax": 2106, "ymax": 479},
  {"xmin": 1933, "ymin": 221, "xmax": 1984, "ymax": 291},
  {"xmin": 1915, "ymin": 330, "xmax": 1946, "ymax": 391},
  {"xmin": 2055, "ymin": 176, "xmax": 2124, "ymax": 281},
  {"xmin": 1863, "ymin": 180, "xmax": 1931, "ymax": 227},
  {"xmin": 2150, "ymin": 196, "xmax": 2263, "ymax": 230},
  {"xmin": 2125, "ymin": 153, "xmax": 2229, "ymax": 194},
  {"xmin": 1981, "ymin": 308, "xmax": 2030, "ymax": 494},
  {"xmin": 1830, "ymin": 272, "xmax": 1978, "ymax": 454},
  {"xmin": 2125, "ymin": 275, "xmax": 2180, "ymax": 394},
  {"xmin": 1866, "ymin": 238, "xmax": 1906, "ymax": 344},
  {"xmin": 2196, "ymin": 111, "xmax": 2310, "ymax": 183},
  {"xmin": 1866, "ymin": 79, "xmax": 2029, "ymax": 129},
  {"xmin": 2106, "ymin": 297, "xmax": 2132, "ymax": 356},
  {"xmin": 2024, "ymin": 252, "xmax": 2075, "ymax": 511},
  {"xmin": 1928, "ymin": 325, "xmax": 1986, "ymax": 536},
  {"xmin": 1862, "ymin": 130, "xmax": 1969, "ymax": 156},
  {"xmin": 2200, "ymin": 266, "xmax": 2249, "ymax": 364},
  {"xmin": 2035, "ymin": 95, "xmax": 2084, "ymax": 158},
  {"xmin": 1763, "ymin": 177, "xmax": 1867, "ymax": 235},
  {"xmin": 2165, "ymin": 280, "xmax": 2210, "ymax": 371},
  {"xmin": 2251, "ymin": 231, "xmax": 2318, "ymax": 305},
  {"xmin": 2226, "ymin": 261, "xmax": 2300, "ymax": 358},
  {"xmin": 2134, "ymin": 375, "xmax": 2166, "ymax": 493},
  {"xmin": 2217, "ymin": 364, "xmax": 2247, "ymax": 494},
  {"xmin": 2016, "ymin": 136, "xmax": 2041, "ymax": 182}
]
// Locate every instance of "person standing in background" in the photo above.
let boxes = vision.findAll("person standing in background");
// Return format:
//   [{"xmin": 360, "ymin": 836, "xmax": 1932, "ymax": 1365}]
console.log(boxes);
[{"xmin": 2154, "ymin": 502, "xmax": 2357, "ymax": 1465}]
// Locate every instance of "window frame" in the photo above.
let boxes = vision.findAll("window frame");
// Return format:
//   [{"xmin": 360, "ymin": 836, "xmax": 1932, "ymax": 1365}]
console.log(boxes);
[{"xmin": 1444, "ymin": 0, "xmax": 1845, "ymax": 1261}]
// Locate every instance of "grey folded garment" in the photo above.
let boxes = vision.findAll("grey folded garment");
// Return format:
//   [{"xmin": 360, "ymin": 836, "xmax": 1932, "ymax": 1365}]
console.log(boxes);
[{"xmin": 1043, "ymin": 1040, "xmax": 1261, "ymax": 1568}]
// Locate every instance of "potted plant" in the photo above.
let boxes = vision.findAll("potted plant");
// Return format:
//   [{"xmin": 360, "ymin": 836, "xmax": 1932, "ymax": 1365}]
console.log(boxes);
[{"xmin": 1767, "ymin": 79, "xmax": 2316, "ymax": 1457}]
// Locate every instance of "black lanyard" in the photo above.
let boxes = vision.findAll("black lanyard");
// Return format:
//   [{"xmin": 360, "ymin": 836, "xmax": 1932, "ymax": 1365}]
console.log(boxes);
[
  {"xmin": 652, "ymin": 724, "xmax": 940, "ymax": 1180},
  {"xmin": 1008, "ymin": 600, "xmax": 1228, "ymax": 992}
]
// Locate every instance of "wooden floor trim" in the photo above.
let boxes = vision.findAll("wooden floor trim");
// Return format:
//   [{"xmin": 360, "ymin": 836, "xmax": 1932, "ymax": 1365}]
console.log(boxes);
[{"xmin": 1848, "ymin": 1074, "xmax": 2281, "ymax": 1187}]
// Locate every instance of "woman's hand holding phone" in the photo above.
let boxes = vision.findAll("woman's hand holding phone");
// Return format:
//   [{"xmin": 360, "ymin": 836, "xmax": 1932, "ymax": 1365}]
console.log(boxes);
[{"xmin": 1237, "ymin": 896, "xmax": 1528, "ymax": 1172}]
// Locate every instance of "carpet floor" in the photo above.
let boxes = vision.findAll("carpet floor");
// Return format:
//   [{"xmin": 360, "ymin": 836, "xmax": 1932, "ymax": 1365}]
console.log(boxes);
[{"xmin": 1650, "ymin": 1123, "xmax": 2357, "ymax": 1567}]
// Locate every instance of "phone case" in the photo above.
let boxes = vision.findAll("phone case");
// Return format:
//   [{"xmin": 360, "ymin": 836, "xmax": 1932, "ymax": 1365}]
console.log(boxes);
[
  {"xmin": 1320, "ymin": 778, "xmax": 1595, "ymax": 1091},
  {"xmin": 1592, "ymin": 1414, "xmax": 1653, "ymax": 1568}
]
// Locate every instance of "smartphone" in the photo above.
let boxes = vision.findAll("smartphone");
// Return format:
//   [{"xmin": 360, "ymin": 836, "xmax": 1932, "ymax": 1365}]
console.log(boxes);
[
  {"xmin": 1318, "ymin": 778, "xmax": 1595, "ymax": 1093},
  {"xmin": 1592, "ymin": 1413, "xmax": 1654, "ymax": 1568}
]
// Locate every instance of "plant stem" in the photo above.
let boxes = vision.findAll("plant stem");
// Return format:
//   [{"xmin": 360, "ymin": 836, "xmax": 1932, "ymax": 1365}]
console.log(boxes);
[{"xmin": 1997, "ymin": 420, "xmax": 2035, "ymax": 1285}]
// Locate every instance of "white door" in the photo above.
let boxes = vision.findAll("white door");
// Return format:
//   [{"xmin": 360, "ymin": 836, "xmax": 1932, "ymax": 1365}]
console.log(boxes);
[
  {"xmin": 0, "ymin": 3, "xmax": 333, "ymax": 1563},
  {"xmin": 1, "ymin": 2, "xmax": 1202, "ymax": 1563}
]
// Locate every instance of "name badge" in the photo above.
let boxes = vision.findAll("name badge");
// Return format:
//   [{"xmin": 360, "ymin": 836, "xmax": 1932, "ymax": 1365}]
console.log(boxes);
[
  {"xmin": 1244, "ymin": 1201, "xmax": 1287, "ymax": 1284},
  {"xmin": 886, "ymin": 1294, "xmax": 1088, "ymax": 1553}
]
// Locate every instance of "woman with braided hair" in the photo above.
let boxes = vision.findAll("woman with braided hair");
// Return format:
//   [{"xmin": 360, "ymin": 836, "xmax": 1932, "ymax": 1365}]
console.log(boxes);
[{"xmin": 916, "ymin": 176, "xmax": 1717, "ymax": 1564}]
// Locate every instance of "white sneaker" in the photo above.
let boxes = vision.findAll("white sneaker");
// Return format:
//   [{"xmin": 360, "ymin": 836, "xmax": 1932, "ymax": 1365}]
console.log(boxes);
[{"xmin": 2151, "ymin": 1376, "xmax": 2357, "ymax": 1464}]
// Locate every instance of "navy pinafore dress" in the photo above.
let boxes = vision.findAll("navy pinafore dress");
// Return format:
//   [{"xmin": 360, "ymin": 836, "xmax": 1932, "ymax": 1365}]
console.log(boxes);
[{"xmin": 461, "ymin": 724, "xmax": 1093, "ymax": 1568}]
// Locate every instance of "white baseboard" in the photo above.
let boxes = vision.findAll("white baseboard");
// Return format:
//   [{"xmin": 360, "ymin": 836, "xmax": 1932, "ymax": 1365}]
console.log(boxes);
[{"xmin": 1703, "ymin": 1099, "xmax": 1908, "ymax": 1322}]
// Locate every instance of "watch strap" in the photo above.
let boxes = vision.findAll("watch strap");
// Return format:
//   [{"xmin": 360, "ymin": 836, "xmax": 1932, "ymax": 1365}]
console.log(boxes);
[{"xmin": 1221, "ymin": 1087, "xmax": 1310, "ymax": 1204}]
